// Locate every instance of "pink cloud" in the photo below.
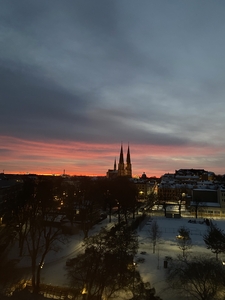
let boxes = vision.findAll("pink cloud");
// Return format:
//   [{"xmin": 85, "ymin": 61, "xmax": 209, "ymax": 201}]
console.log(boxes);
[{"xmin": 1, "ymin": 136, "xmax": 224, "ymax": 177}]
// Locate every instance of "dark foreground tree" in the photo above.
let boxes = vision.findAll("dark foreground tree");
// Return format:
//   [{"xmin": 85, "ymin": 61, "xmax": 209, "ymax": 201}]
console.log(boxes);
[
  {"xmin": 0, "ymin": 225, "xmax": 22, "ymax": 296},
  {"xmin": 203, "ymin": 222, "xmax": 225, "ymax": 260},
  {"xmin": 166, "ymin": 256, "xmax": 225, "ymax": 300},
  {"xmin": 67, "ymin": 225, "xmax": 137, "ymax": 299},
  {"xmin": 67, "ymin": 224, "xmax": 161, "ymax": 299},
  {"xmin": 110, "ymin": 177, "xmax": 138, "ymax": 223},
  {"xmin": 176, "ymin": 226, "xmax": 192, "ymax": 257},
  {"xmin": 21, "ymin": 179, "xmax": 65, "ymax": 294},
  {"xmin": 72, "ymin": 177, "xmax": 107, "ymax": 238}
]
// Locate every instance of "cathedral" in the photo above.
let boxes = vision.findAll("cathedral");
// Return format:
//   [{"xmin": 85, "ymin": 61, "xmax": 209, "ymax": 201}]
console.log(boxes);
[{"xmin": 106, "ymin": 145, "xmax": 132, "ymax": 178}]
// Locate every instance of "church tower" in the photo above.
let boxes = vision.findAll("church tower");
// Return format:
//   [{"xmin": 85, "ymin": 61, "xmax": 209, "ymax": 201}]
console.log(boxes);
[
  {"xmin": 118, "ymin": 145, "xmax": 125, "ymax": 176},
  {"xmin": 114, "ymin": 158, "xmax": 116, "ymax": 171},
  {"xmin": 125, "ymin": 145, "xmax": 132, "ymax": 178},
  {"xmin": 107, "ymin": 144, "xmax": 132, "ymax": 178},
  {"xmin": 117, "ymin": 144, "xmax": 132, "ymax": 178}
]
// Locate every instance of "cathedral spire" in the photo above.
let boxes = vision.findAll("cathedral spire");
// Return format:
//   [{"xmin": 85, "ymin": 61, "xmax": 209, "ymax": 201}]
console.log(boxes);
[
  {"xmin": 107, "ymin": 144, "xmax": 132, "ymax": 178},
  {"xmin": 125, "ymin": 144, "xmax": 132, "ymax": 178},
  {"xmin": 119, "ymin": 144, "xmax": 124, "ymax": 164},
  {"xmin": 118, "ymin": 144, "xmax": 125, "ymax": 176},
  {"xmin": 126, "ymin": 145, "xmax": 131, "ymax": 164}
]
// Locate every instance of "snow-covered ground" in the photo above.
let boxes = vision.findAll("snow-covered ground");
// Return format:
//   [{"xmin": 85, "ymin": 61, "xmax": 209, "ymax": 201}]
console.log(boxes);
[
  {"xmin": 8, "ymin": 214, "xmax": 225, "ymax": 299},
  {"xmin": 135, "ymin": 215, "xmax": 221, "ymax": 300}
]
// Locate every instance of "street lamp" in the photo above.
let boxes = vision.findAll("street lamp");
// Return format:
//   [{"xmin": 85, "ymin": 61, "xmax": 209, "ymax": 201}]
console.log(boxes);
[
  {"xmin": 133, "ymin": 262, "xmax": 136, "ymax": 290},
  {"xmin": 82, "ymin": 285, "xmax": 88, "ymax": 300}
]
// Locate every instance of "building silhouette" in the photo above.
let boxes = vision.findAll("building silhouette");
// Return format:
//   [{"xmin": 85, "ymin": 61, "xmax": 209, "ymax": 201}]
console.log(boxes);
[{"xmin": 107, "ymin": 145, "xmax": 132, "ymax": 178}]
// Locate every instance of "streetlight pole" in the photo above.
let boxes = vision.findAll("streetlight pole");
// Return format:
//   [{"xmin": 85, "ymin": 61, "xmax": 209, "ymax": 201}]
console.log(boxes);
[
  {"xmin": 133, "ymin": 262, "xmax": 136, "ymax": 290},
  {"xmin": 117, "ymin": 201, "xmax": 120, "ymax": 223},
  {"xmin": 179, "ymin": 199, "xmax": 181, "ymax": 217}
]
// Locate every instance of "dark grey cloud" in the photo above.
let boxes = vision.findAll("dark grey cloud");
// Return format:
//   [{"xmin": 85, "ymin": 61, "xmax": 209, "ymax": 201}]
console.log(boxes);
[
  {"xmin": 1, "ymin": 0, "xmax": 225, "ymax": 152},
  {"xmin": 0, "ymin": 61, "xmax": 89, "ymax": 138},
  {"xmin": 0, "ymin": 59, "xmax": 192, "ymax": 146}
]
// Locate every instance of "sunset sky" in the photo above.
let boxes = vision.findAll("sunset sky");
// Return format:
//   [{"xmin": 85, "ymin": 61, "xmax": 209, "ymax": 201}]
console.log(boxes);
[{"xmin": 1, "ymin": 1, "xmax": 225, "ymax": 177}]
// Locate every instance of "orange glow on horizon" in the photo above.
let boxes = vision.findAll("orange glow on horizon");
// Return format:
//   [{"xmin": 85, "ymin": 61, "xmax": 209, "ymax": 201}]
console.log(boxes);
[{"xmin": 1, "ymin": 135, "xmax": 224, "ymax": 177}]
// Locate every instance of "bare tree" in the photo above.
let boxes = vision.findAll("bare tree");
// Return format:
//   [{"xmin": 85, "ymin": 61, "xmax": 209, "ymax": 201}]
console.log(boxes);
[
  {"xmin": 0, "ymin": 226, "xmax": 22, "ymax": 296},
  {"xmin": 21, "ymin": 179, "xmax": 65, "ymax": 294},
  {"xmin": 176, "ymin": 226, "xmax": 192, "ymax": 257},
  {"xmin": 146, "ymin": 192, "xmax": 158, "ymax": 208},
  {"xmin": 24, "ymin": 211, "xmax": 63, "ymax": 293},
  {"xmin": 193, "ymin": 197, "xmax": 202, "ymax": 219},
  {"xmin": 149, "ymin": 220, "xmax": 161, "ymax": 254},
  {"xmin": 72, "ymin": 177, "xmax": 107, "ymax": 238},
  {"xmin": 166, "ymin": 256, "xmax": 225, "ymax": 300},
  {"xmin": 110, "ymin": 177, "xmax": 138, "ymax": 224}
]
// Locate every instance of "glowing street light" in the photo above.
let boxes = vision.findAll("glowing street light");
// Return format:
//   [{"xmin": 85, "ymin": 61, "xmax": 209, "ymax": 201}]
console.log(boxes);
[
  {"xmin": 81, "ymin": 284, "xmax": 88, "ymax": 300},
  {"xmin": 133, "ymin": 262, "xmax": 136, "ymax": 289}
]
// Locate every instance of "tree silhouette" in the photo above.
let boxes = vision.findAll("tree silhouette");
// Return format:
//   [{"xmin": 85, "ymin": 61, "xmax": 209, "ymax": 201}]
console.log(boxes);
[
  {"xmin": 67, "ymin": 225, "xmax": 138, "ymax": 299},
  {"xmin": 176, "ymin": 226, "xmax": 192, "ymax": 257},
  {"xmin": 167, "ymin": 256, "xmax": 225, "ymax": 300},
  {"xmin": 21, "ymin": 179, "xmax": 64, "ymax": 294},
  {"xmin": 149, "ymin": 220, "xmax": 161, "ymax": 254},
  {"xmin": 203, "ymin": 222, "xmax": 225, "ymax": 260},
  {"xmin": 110, "ymin": 177, "xmax": 138, "ymax": 223}
]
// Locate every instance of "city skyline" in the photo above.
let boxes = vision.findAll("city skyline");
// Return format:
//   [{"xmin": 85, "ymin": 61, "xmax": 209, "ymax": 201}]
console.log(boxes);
[{"xmin": 1, "ymin": 1, "xmax": 225, "ymax": 177}]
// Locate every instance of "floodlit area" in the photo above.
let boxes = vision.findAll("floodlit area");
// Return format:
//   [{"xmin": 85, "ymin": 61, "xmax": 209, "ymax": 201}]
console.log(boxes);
[{"xmin": 7, "ymin": 214, "xmax": 225, "ymax": 300}]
